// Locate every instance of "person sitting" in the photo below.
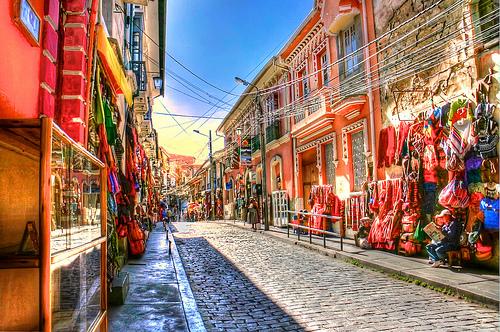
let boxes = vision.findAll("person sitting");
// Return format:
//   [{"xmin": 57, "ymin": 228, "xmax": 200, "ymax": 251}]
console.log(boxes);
[{"xmin": 426, "ymin": 209, "xmax": 461, "ymax": 268}]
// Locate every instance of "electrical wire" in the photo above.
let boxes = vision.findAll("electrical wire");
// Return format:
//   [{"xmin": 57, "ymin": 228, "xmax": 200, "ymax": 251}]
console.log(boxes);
[
  {"xmin": 219, "ymin": 0, "xmax": 476, "ymax": 130},
  {"xmin": 165, "ymin": 83, "xmax": 231, "ymax": 111},
  {"xmin": 220, "ymin": 23, "xmax": 497, "ymax": 157},
  {"xmin": 157, "ymin": 99, "xmax": 189, "ymax": 134},
  {"xmin": 155, "ymin": 112, "xmax": 226, "ymax": 120},
  {"xmin": 227, "ymin": 5, "xmax": 496, "ymax": 127},
  {"xmin": 167, "ymin": 70, "xmax": 234, "ymax": 108}
]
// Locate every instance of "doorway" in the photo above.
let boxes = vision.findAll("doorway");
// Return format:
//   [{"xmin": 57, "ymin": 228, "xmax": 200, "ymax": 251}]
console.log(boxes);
[{"xmin": 301, "ymin": 148, "xmax": 318, "ymax": 211}]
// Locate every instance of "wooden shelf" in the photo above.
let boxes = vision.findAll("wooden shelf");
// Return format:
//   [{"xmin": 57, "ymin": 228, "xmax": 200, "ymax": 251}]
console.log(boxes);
[{"xmin": 0, "ymin": 255, "xmax": 39, "ymax": 269}]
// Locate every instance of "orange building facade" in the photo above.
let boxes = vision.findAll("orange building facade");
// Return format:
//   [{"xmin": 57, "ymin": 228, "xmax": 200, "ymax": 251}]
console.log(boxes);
[{"xmin": 217, "ymin": 0, "xmax": 383, "ymax": 231}]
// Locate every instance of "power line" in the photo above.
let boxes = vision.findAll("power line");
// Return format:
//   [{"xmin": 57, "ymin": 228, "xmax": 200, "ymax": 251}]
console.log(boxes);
[
  {"xmin": 155, "ymin": 112, "xmax": 226, "ymax": 120},
  {"xmin": 165, "ymin": 83, "xmax": 231, "ymax": 111},
  {"xmin": 157, "ymin": 100, "xmax": 188, "ymax": 134},
  {"xmin": 225, "ymin": 3, "xmax": 495, "ymax": 128},
  {"xmin": 167, "ymin": 70, "xmax": 234, "ymax": 107},
  {"xmin": 166, "ymin": 53, "xmax": 239, "ymax": 96}
]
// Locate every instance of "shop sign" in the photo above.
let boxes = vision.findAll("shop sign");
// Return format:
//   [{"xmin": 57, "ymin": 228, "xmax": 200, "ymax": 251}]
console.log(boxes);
[
  {"xmin": 240, "ymin": 139, "xmax": 252, "ymax": 166},
  {"xmin": 15, "ymin": 0, "xmax": 41, "ymax": 45}
]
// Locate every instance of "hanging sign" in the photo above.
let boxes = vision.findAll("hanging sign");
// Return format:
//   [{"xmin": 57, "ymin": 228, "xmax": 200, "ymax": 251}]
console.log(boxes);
[{"xmin": 239, "ymin": 139, "xmax": 252, "ymax": 166}]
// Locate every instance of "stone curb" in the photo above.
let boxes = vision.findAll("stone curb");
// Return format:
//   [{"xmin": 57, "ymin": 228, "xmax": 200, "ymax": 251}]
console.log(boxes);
[
  {"xmin": 218, "ymin": 221, "xmax": 499, "ymax": 309},
  {"xmin": 168, "ymin": 226, "xmax": 207, "ymax": 332}
]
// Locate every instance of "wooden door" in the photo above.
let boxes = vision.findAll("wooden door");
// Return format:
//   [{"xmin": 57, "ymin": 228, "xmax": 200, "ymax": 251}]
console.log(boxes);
[{"xmin": 302, "ymin": 162, "xmax": 319, "ymax": 211}]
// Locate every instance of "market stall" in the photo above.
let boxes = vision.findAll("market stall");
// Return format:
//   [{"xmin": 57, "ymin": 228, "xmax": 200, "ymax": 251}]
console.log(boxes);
[{"xmin": 362, "ymin": 95, "xmax": 499, "ymax": 268}]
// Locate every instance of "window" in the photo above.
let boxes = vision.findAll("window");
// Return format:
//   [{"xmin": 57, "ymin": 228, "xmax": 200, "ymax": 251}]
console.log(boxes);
[
  {"xmin": 324, "ymin": 142, "xmax": 336, "ymax": 185},
  {"xmin": 338, "ymin": 16, "xmax": 363, "ymax": 79},
  {"xmin": 320, "ymin": 52, "xmax": 329, "ymax": 87},
  {"xmin": 298, "ymin": 69, "xmax": 309, "ymax": 97},
  {"xmin": 265, "ymin": 93, "xmax": 279, "ymax": 125},
  {"xmin": 475, "ymin": 0, "xmax": 499, "ymax": 46},
  {"xmin": 351, "ymin": 130, "xmax": 367, "ymax": 191}
]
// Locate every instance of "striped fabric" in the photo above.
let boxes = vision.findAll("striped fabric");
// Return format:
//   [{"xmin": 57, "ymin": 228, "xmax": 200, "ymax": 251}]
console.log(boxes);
[{"xmin": 448, "ymin": 118, "xmax": 473, "ymax": 158}]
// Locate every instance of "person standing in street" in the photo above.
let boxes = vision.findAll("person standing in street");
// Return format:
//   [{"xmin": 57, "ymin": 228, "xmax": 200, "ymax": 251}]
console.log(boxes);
[{"xmin": 248, "ymin": 197, "xmax": 259, "ymax": 231}]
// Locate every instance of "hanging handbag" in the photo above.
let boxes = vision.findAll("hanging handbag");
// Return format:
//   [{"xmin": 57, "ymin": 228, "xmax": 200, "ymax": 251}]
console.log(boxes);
[
  {"xmin": 438, "ymin": 180, "xmax": 470, "ymax": 208},
  {"xmin": 402, "ymin": 213, "xmax": 419, "ymax": 233}
]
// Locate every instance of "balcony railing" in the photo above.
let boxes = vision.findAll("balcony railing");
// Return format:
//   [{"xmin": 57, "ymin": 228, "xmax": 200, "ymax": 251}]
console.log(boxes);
[
  {"xmin": 292, "ymin": 95, "xmax": 322, "ymax": 123},
  {"xmin": 131, "ymin": 61, "xmax": 147, "ymax": 92}
]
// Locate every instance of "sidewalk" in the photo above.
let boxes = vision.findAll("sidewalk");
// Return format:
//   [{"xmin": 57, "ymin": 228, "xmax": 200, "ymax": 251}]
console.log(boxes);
[
  {"xmin": 218, "ymin": 219, "xmax": 499, "ymax": 308},
  {"xmin": 109, "ymin": 225, "xmax": 205, "ymax": 332}
]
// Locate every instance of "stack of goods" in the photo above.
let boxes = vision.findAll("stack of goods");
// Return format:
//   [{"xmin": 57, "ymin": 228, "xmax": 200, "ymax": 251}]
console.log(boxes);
[
  {"xmin": 345, "ymin": 190, "xmax": 371, "ymax": 232},
  {"xmin": 307, "ymin": 185, "xmax": 342, "ymax": 234},
  {"xmin": 367, "ymin": 178, "xmax": 404, "ymax": 250},
  {"xmin": 291, "ymin": 210, "xmax": 308, "ymax": 234}
]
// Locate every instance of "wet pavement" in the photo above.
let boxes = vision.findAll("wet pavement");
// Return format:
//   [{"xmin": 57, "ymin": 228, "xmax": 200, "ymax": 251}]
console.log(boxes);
[
  {"xmin": 173, "ymin": 222, "xmax": 500, "ymax": 332},
  {"xmin": 109, "ymin": 225, "xmax": 205, "ymax": 332}
]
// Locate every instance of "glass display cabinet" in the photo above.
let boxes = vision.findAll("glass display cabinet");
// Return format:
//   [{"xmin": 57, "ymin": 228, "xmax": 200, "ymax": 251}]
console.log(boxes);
[{"xmin": 0, "ymin": 118, "xmax": 107, "ymax": 332}]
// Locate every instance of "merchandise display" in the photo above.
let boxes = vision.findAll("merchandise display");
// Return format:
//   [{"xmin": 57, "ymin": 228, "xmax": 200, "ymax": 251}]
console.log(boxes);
[
  {"xmin": 362, "ymin": 98, "xmax": 498, "ymax": 265},
  {"xmin": 307, "ymin": 185, "xmax": 342, "ymax": 232}
]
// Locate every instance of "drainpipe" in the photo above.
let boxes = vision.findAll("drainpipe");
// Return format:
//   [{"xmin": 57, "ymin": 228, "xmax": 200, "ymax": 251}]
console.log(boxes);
[{"xmin": 361, "ymin": 0, "xmax": 378, "ymax": 181}]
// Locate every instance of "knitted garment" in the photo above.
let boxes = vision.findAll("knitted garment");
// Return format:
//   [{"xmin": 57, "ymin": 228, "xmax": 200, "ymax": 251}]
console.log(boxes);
[
  {"xmin": 447, "ymin": 99, "xmax": 468, "ymax": 127},
  {"xmin": 465, "ymin": 156, "xmax": 483, "ymax": 185},
  {"xmin": 480, "ymin": 198, "xmax": 499, "ymax": 230},
  {"xmin": 385, "ymin": 125, "xmax": 397, "ymax": 167},
  {"xmin": 475, "ymin": 135, "xmax": 499, "ymax": 159},
  {"xmin": 395, "ymin": 121, "xmax": 410, "ymax": 164},
  {"xmin": 377, "ymin": 128, "xmax": 388, "ymax": 168},
  {"xmin": 473, "ymin": 116, "xmax": 498, "ymax": 137}
]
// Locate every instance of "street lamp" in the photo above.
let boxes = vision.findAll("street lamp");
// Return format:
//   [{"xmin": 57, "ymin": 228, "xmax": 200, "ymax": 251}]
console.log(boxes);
[
  {"xmin": 234, "ymin": 76, "xmax": 269, "ymax": 231},
  {"xmin": 153, "ymin": 76, "xmax": 163, "ymax": 90},
  {"xmin": 193, "ymin": 129, "xmax": 215, "ymax": 221}
]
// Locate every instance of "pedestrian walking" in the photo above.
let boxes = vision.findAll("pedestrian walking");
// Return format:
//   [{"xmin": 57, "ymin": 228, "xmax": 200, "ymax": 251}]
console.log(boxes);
[{"xmin": 248, "ymin": 197, "xmax": 259, "ymax": 231}]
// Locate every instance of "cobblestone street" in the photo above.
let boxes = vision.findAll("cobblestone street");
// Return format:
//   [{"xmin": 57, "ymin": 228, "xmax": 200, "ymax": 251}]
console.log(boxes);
[{"xmin": 173, "ymin": 222, "xmax": 499, "ymax": 332}]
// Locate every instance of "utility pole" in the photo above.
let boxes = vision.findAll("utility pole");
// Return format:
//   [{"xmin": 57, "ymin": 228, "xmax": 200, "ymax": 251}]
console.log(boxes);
[
  {"xmin": 257, "ymin": 96, "xmax": 269, "ymax": 231},
  {"xmin": 209, "ymin": 130, "xmax": 215, "ymax": 221},
  {"xmin": 234, "ymin": 76, "xmax": 269, "ymax": 230}
]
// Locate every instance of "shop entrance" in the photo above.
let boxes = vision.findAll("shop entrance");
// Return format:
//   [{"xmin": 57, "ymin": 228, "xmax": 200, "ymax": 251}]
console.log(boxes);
[{"xmin": 301, "ymin": 148, "xmax": 319, "ymax": 211}]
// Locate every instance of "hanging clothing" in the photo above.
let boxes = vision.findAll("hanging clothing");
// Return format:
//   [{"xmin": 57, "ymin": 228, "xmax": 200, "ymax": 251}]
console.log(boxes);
[
  {"xmin": 395, "ymin": 121, "xmax": 410, "ymax": 164},
  {"xmin": 377, "ymin": 128, "xmax": 388, "ymax": 168},
  {"xmin": 448, "ymin": 118, "xmax": 474, "ymax": 158},
  {"xmin": 480, "ymin": 198, "xmax": 499, "ymax": 230},
  {"xmin": 385, "ymin": 126, "xmax": 397, "ymax": 167}
]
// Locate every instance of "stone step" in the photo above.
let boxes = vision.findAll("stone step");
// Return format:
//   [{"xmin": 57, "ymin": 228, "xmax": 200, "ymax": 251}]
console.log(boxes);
[{"xmin": 109, "ymin": 272, "xmax": 130, "ymax": 306}]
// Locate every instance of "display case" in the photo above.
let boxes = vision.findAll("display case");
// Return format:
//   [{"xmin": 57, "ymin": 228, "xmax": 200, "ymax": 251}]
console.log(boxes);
[{"xmin": 0, "ymin": 118, "xmax": 107, "ymax": 332}]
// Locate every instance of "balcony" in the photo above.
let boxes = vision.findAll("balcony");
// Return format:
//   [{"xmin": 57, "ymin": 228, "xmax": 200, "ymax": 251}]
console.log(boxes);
[{"xmin": 131, "ymin": 61, "xmax": 147, "ymax": 92}]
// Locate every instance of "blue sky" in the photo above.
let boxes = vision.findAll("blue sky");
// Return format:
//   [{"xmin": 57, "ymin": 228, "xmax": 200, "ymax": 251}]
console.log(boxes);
[{"xmin": 153, "ymin": 0, "xmax": 313, "ymax": 161}]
